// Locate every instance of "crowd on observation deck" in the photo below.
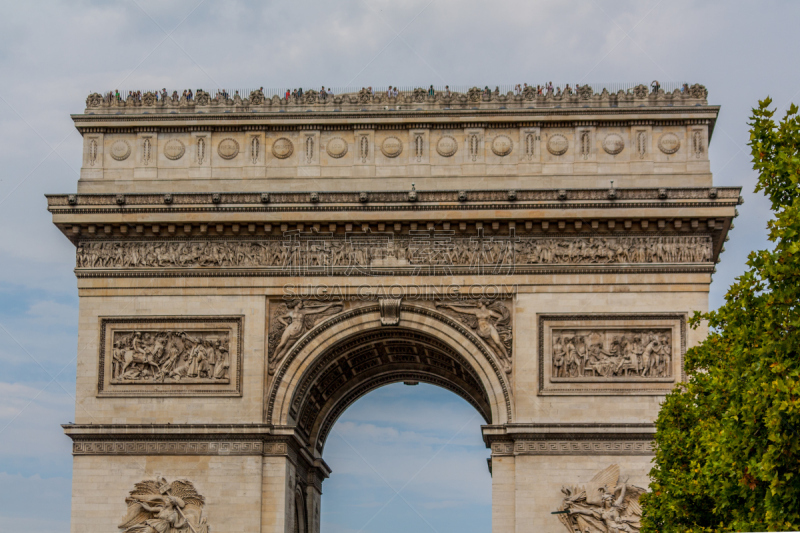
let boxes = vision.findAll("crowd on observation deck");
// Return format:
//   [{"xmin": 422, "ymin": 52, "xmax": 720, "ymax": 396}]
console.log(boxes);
[{"xmin": 102, "ymin": 81, "xmax": 690, "ymax": 104}]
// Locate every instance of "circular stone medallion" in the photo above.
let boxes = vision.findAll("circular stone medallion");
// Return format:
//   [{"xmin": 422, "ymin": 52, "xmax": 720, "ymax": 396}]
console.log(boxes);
[
  {"xmin": 109, "ymin": 140, "xmax": 131, "ymax": 161},
  {"xmin": 547, "ymin": 134, "xmax": 569, "ymax": 156},
  {"xmin": 163, "ymin": 139, "xmax": 185, "ymax": 160},
  {"xmin": 272, "ymin": 138, "xmax": 294, "ymax": 159},
  {"xmin": 602, "ymin": 134, "xmax": 625, "ymax": 155},
  {"xmin": 325, "ymin": 137, "xmax": 348, "ymax": 158},
  {"xmin": 491, "ymin": 135, "xmax": 513, "ymax": 156},
  {"xmin": 658, "ymin": 133, "xmax": 681, "ymax": 154},
  {"xmin": 217, "ymin": 138, "xmax": 240, "ymax": 160},
  {"xmin": 436, "ymin": 135, "xmax": 458, "ymax": 157},
  {"xmin": 381, "ymin": 137, "xmax": 403, "ymax": 158}
]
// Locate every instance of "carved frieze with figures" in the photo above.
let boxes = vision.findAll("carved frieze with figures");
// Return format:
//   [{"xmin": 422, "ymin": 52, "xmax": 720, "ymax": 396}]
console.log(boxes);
[
  {"xmin": 539, "ymin": 314, "xmax": 684, "ymax": 395},
  {"xmin": 551, "ymin": 328, "xmax": 673, "ymax": 380},
  {"xmin": 75, "ymin": 234, "xmax": 714, "ymax": 277},
  {"xmin": 98, "ymin": 316, "xmax": 243, "ymax": 397}
]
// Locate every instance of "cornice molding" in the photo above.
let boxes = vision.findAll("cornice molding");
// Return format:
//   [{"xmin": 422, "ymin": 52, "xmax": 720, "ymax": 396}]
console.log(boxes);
[
  {"xmin": 47, "ymin": 186, "xmax": 743, "ymax": 211},
  {"xmin": 482, "ymin": 422, "xmax": 656, "ymax": 455}
]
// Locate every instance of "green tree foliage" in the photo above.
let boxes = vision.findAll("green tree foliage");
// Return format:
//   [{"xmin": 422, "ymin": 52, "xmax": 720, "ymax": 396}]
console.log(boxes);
[{"xmin": 641, "ymin": 99, "xmax": 800, "ymax": 532}]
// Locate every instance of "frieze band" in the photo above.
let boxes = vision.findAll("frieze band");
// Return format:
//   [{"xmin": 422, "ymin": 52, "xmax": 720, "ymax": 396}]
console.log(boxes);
[
  {"xmin": 76, "ymin": 235, "xmax": 714, "ymax": 275},
  {"xmin": 72, "ymin": 440, "xmax": 268, "ymax": 455},
  {"xmin": 490, "ymin": 440, "xmax": 654, "ymax": 456}
]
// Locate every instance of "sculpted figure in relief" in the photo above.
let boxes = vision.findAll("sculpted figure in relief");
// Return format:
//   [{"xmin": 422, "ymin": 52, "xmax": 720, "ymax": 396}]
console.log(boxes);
[
  {"xmin": 553, "ymin": 329, "xmax": 671, "ymax": 380},
  {"xmin": 557, "ymin": 464, "xmax": 645, "ymax": 533},
  {"xmin": 111, "ymin": 329, "xmax": 230, "ymax": 384},
  {"xmin": 118, "ymin": 477, "xmax": 208, "ymax": 533},
  {"xmin": 268, "ymin": 300, "xmax": 344, "ymax": 374},
  {"xmin": 435, "ymin": 300, "xmax": 512, "ymax": 372}
]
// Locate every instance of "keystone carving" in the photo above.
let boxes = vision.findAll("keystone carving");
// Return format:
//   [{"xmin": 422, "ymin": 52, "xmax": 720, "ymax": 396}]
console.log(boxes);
[
  {"xmin": 379, "ymin": 298, "xmax": 402, "ymax": 326},
  {"xmin": 556, "ymin": 464, "xmax": 645, "ymax": 533},
  {"xmin": 118, "ymin": 477, "xmax": 209, "ymax": 533}
]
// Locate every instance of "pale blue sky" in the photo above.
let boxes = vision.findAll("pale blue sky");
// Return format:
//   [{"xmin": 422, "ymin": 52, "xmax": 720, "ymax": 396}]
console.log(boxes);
[{"xmin": 0, "ymin": 1, "xmax": 798, "ymax": 531}]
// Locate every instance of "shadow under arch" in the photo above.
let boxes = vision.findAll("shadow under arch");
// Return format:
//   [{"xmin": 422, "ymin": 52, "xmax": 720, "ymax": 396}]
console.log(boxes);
[{"xmin": 266, "ymin": 302, "xmax": 513, "ymax": 455}]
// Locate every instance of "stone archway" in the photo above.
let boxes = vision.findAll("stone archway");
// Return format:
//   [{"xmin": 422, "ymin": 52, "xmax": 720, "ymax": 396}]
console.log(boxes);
[{"xmin": 266, "ymin": 301, "xmax": 513, "ymax": 455}]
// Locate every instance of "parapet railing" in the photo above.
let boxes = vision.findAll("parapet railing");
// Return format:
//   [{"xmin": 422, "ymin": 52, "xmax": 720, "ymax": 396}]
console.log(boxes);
[{"xmin": 84, "ymin": 83, "xmax": 709, "ymax": 114}]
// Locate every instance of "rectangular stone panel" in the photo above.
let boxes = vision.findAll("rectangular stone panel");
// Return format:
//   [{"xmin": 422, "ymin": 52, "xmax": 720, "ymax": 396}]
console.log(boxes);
[
  {"xmin": 538, "ymin": 313, "xmax": 685, "ymax": 395},
  {"xmin": 97, "ymin": 316, "xmax": 243, "ymax": 397}
]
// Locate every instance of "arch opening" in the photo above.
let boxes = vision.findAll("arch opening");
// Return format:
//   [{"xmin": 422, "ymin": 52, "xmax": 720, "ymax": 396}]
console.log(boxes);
[
  {"xmin": 322, "ymin": 382, "xmax": 493, "ymax": 533},
  {"xmin": 290, "ymin": 327, "xmax": 492, "ymax": 454}
]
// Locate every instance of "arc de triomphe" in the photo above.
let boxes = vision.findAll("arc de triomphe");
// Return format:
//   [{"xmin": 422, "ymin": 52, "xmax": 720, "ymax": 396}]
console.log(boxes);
[{"xmin": 49, "ymin": 85, "xmax": 738, "ymax": 533}]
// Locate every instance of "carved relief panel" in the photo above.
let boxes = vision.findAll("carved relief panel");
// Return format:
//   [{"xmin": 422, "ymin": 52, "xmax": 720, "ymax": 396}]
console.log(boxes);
[
  {"xmin": 518, "ymin": 127, "xmax": 540, "ymax": 163},
  {"xmin": 321, "ymin": 132, "xmax": 351, "ymax": 166},
  {"xmin": 191, "ymin": 131, "xmax": 211, "ymax": 168},
  {"xmin": 213, "ymin": 133, "xmax": 245, "ymax": 166},
  {"xmin": 299, "ymin": 131, "xmax": 320, "ymax": 166},
  {"xmin": 135, "ymin": 133, "xmax": 157, "ymax": 177},
  {"xmin": 158, "ymin": 133, "xmax": 188, "ymax": 167},
  {"xmin": 464, "ymin": 128, "xmax": 484, "ymax": 163},
  {"xmin": 245, "ymin": 132, "xmax": 266, "ymax": 166},
  {"xmin": 353, "ymin": 130, "xmax": 374, "ymax": 165},
  {"xmin": 598, "ymin": 128, "xmax": 626, "ymax": 159},
  {"xmin": 104, "ymin": 134, "xmax": 136, "ymax": 169},
  {"xmin": 485, "ymin": 129, "xmax": 515, "ymax": 164},
  {"xmin": 97, "ymin": 316, "xmax": 243, "ymax": 397},
  {"xmin": 84, "ymin": 134, "xmax": 103, "ymax": 169},
  {"xmin": 543, "ymin": 129, "xmax": 571, "ymax": 162},
  {"xmin": 539, "ymin": 314, "xmax": 684, "ymax": 395},
  {"xmin": 574, "ymin": 126, "xmax": 595, "ymax": 162},
  {"xmin": 408, "ymin": 129, "xmax": 429, "ymax": 164},
  {"xmin": 629, "ymin": 126, "xmax": 652, "ymax": 162},
  {"xmin": 688, "ymin": 125, "xmax": 708, "ymax": 160}
]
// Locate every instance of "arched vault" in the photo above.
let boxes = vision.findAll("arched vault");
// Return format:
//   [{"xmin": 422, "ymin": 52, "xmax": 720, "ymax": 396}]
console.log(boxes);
[{"xmin": 266, "ymin": 303, "xmax": 513, "ymax": 455}]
